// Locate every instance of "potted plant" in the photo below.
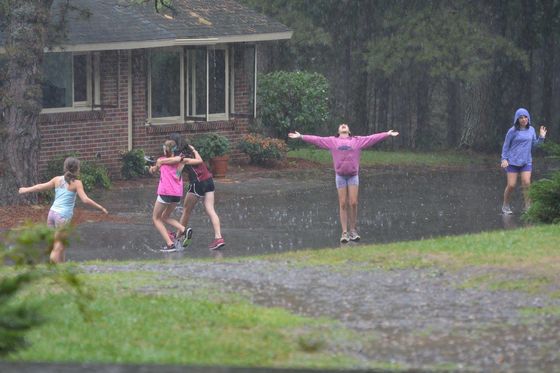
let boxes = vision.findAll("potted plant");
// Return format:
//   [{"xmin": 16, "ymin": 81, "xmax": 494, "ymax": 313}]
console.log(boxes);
[{"xmin": 192, "ymin": 133, "xmax": 230, "ymax": 178}]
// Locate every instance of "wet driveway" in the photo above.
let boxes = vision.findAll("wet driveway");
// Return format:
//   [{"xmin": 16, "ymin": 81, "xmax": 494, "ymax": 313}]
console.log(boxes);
[{"xmin": 68, "ymin": 164, "xmax": 546, "ymax": 262}]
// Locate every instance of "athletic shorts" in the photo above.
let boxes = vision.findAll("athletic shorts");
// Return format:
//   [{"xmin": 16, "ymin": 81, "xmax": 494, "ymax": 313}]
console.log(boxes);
[
  {"xmin": 157, "ymin": 195, "xmax": 181, "ymax": 204},
  {"xmin": 187, "ymin": 178, "xmax": 215, "ymax": 197},
  {"xmin": 335, "ymin": 174, "xmax": 359, "ymax": 189},
  {"xmin": 47, "ymin": 210, "xmax": 71, "ymax": 228},
  {"xmin": 505, "ymin": 164, "xmax": 532, "ymax": 173}
]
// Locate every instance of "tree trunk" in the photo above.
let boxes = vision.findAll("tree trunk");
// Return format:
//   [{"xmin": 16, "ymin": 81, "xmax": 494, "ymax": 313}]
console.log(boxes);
[
  {"xmin": 541, "ymin": 0, "xmax": 555, "ymax": 126},
  {"xmin": 446, "ymin": 79, "xmax": 461, "ymax": 148},
  {"xmin": 0, "ymin": 0, "xmax": 53, "ymax": 205},
  {"xmin": 459, "ymin": 79, "xmax": 487, "ymax": 149}
]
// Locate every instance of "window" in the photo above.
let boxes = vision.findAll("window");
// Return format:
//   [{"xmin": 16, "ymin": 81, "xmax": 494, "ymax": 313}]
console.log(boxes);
[
  {"xmin": 149, "ymin": 48, "xmax": 182, "ymax": 120},
  {"xmin": 149, "ymin": 45, "xmax": 230, "ymax": 123},
  {"xmin": 42, "ymin": 52, "xmax": 98, "ymax": 111},
  {"xmin": 186, "ymin": 48, "xmax": 206, "ymax": 118}
]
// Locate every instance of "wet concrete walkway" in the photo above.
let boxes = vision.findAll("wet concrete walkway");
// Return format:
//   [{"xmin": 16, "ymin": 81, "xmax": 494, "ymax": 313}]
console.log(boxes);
[{"xmin": 69, "ymin": 165, "xmax": 539, "ymax": 262}]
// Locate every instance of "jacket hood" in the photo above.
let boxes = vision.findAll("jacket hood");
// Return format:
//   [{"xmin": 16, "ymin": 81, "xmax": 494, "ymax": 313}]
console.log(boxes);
[{"xmin": 513, "ymin": 108, "xmax": 531, "ymax": 126}]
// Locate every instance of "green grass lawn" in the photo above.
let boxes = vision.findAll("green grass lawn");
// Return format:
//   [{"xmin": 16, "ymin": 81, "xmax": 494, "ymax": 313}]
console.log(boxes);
[
  {"xmin": 4, "ymin": 224, "xmax": 560, "ymax": 368},
  {"xmin": 288, "ymin": 148, "xmax": 495, "ymax": 168}
]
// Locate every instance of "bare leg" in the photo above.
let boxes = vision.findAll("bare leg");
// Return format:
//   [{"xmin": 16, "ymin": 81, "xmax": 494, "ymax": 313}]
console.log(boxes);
[
  {"xmin": 520, "ymin": 171, "xmax": 532, "ymax": 209},
  {"xmin": 179, "ymin": 193, "xmax": 198, "ymax": 229},
  {"xmin": 348, "ymin": 185, "xmax": 359, "ymax": 232},
  {"xmin": 503, "ymin": 172, "xmax": 518, "ymax": 207},
  {"xmin": 337, "ymin": 187, "xmax": 349, "ymax": 233},
  {"xmin": 202, "ymin": 191, "xmax": 222, "ymax": 239},
  {"xmin": 162, "ymin": 204, "xmax": 185, "ymax": 232},
  {"xmin": 153, "ymin": 201, "xmax": 175, "ymax": 246},
  {"xmin": 50, "ymin": 230, "xmax": 66, "ymax": 263}
]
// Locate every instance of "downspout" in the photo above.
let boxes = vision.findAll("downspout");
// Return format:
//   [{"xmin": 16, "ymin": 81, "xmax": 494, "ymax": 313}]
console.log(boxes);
[{"xmin": 127, "ymin": 50, "xmax": 133, "ymax": 151}]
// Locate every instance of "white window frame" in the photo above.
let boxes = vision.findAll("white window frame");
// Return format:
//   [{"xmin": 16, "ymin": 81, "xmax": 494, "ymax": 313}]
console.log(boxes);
[
  {"xmin": 41, "ymin": 51, "xmax": 99, "ymax": 113},
  {"xmin": 147, "ymin": 47, "xmax": 185, "ymax": 124}
]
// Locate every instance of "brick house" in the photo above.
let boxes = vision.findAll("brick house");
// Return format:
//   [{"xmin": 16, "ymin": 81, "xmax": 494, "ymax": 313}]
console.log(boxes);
[{"xmin": 1, "ymin": 0, "xmax": 291, "ymax": 177}]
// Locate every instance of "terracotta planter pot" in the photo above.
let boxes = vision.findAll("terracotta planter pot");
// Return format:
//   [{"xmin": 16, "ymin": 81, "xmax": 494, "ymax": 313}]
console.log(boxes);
[{"xmin": 210, "ymin": 155, "xmax": 229, "ymax": 178}]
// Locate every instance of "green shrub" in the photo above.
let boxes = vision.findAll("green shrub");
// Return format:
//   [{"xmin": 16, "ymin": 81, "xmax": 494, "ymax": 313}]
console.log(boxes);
[
  {"xmin": 524, "ymin": 171, "xmax": 560, "ymax": 224},
  {"xmin": 45, "ymin": 154, "xmax": 111, "ymax": 193},
  {"xmin": 120, "ymin": 149, "xmax": 147, "ymax": 179},
  {"xmin": 0, "ymin": 224, "xmax": 84, "ymax": 356},
  {"xmin": 192, "ymin": 133, "xmax": 230, "ymax": 160},
  {"xmin": 239, "ymin": 134, "xmax": 287, "ymax": 166},
  {"xmin": 541, "ymin": 140, "xmax": 560, "ymax": 158},
  {"xmin": 257, "ymin": 71, "xmax": 329, "ymax": 139}
]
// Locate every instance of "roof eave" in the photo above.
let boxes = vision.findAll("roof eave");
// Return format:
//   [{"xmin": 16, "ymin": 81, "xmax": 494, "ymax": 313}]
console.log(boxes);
[{"xmin": 0, "ymin": 31, "xmax": 292, "ymax": 53}]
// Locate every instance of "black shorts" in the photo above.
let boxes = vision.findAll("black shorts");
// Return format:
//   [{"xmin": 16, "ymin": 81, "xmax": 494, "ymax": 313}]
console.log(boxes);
[{"xmin": 187, "ymin": 178, "xmax": 215, "ymax": 197}]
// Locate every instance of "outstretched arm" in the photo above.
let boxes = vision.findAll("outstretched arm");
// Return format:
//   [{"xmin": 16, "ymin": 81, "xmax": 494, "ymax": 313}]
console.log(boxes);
[
  {"xmin": 75, "ymin": 180, "xmax": 108, "ymax": 214},
  {"xmin": 356, "ymin": 130, "xmax": 399, "ymax": 149},
  {"xmin": 289, "ymin": 131, "xmax": 334, "ymax": 150},
  {"xmin": 19, "ymin": 177, "xmax": 58, "ymax": 194}
]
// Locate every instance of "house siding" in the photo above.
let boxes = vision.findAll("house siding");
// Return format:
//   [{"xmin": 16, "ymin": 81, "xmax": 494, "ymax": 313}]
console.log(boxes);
[{"xmin": 38, "ymin": 47, "xmax": 252, "ymax": 179}]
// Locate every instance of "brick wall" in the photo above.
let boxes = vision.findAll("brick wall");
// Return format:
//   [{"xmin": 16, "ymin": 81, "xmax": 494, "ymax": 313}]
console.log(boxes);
[{"xmin": 38, "ymin": 46, "xmax": 254, "ymax": 179}]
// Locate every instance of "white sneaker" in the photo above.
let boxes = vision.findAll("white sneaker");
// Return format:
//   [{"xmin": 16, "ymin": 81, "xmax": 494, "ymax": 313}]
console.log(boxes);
[
  {"xmin": 340, "ymin": 232, "xmax": 349, "ymax": 243},
  {"xmin": 502, "ymin": 205, "xmax": 513, "ymax": 215},
  {"xmin": 349, "ymin": 231, "xmax": 360, "ymax": 241}
]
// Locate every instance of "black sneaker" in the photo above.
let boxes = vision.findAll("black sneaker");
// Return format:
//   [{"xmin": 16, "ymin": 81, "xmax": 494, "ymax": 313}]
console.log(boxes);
[{"xmin": 160, "ymin": 242, "xmax": 178, "ymax": 253}]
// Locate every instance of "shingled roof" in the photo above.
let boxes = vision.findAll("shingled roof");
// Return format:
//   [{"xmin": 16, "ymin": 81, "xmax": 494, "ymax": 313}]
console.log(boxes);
[{"xmin": 0, "ymin": 0, "xmax": 292, "ymax": 52}]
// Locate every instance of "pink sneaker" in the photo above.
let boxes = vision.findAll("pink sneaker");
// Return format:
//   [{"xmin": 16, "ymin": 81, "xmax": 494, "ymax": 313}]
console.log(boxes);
[{"xmin": 208, "ymin": 238, "xmax": 225, "ymax": 250}]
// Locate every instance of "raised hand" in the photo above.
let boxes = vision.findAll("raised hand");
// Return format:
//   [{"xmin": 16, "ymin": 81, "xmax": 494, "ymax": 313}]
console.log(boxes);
[
  {"xmin": 288, "ymin": 131, "xmax": 302, "ymax": 139},
  {"xmin": 539, "ymin": 126, "xmax": 547, "ymax": 138},
  {"xmin": 387, "ymin": 130, "xmax": 399, "ymax": 137}
]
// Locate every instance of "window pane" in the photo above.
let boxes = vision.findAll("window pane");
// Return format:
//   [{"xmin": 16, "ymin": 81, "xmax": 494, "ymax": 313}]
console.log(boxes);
[
  {"xmin": 151, "ymin": 49, "xmax": 180, "ymax": 118},
  {"xmin": 187, "ymin": 49, "xmax": 207, "ymax": 116},
  {"xmin": 73, "ymin": 54, "xmax": 88, "ymax": 102},
  {"xmin": 208, "ymin": 49, "xmax": 225, "ymax": 114},
  {"xmin": 42, "ymin": 53, "xmax": 72, "ymax": 108}
]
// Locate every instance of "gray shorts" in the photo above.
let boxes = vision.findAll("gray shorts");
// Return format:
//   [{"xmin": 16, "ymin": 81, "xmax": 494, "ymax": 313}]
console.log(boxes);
[{"xmin": 335, "ymin": 174, "xmax": 359, "ymax": 189}]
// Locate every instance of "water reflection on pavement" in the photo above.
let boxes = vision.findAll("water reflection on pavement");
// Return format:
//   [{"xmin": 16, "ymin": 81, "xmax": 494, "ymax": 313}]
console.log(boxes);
[{"xmin": 70, "ymin": 167, "xmax": 533, "ymax": 262}]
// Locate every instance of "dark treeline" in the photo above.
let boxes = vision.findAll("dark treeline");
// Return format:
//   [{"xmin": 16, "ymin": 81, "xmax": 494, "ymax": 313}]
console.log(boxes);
[{"xmin": 241, "ymin": 0, "xmax": 560, "ymax": 151}]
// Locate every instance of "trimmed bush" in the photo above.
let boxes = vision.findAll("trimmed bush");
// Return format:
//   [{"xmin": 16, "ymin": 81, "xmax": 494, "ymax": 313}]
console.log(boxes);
[
  {"xmin": 120, "ymin": 149, "xmax": 147, "ymax": 180},
  {"xmin": 192, "ymin": 133, "xmax": 230, "ymax": 160},
  {"xmin": 239, "ymin": 134, "xmax": 287, "ymax": 166},
  {"xmin": 524, "ymin": 171, "xmax": 560, "ymax": 224},
  {"xmin": 257, "ymin": 71, "xmax": 329, "ymax": 139}
]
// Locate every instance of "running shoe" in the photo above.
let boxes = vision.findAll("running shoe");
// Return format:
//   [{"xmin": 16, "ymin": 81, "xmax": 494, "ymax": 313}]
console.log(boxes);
[
  {"xmin": 502, "ymin": 204, "xmax": 513, "ymax": 215},
  {"xmin": 180, "ymin": 227, "xmax": 193, "ymax": 248},
  {"xmin": 340, "ymin": 232, "xmax": 349, "ymax": 243},
  {"xmin": 349, "ymin": 231, "xmax": 361, "ymax": 241},
  {"xmin": 208, "ymin": 238, "xmax": 225, "ymax": 250},
  {"xmin": 160, "ymin": 242, "xmax": 178, "ymax": 253}
]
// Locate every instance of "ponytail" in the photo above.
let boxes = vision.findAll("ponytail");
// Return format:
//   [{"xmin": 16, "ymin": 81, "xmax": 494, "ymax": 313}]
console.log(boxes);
[{"xmin": 63, "ymin": 157, "xmax": 80, "ymax": 184}]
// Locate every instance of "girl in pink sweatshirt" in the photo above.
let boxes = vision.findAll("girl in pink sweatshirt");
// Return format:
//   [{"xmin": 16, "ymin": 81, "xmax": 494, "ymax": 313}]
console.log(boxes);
[{"xmin": 289, "ymin": 124, "xmax": 399, "ymax": 243}]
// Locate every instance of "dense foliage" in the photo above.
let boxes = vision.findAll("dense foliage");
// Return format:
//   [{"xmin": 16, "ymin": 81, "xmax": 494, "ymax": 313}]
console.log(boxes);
[
  {"xmin": 120, "ymin": 149, "xmax": 147, "ymax": 180},
  {"xmin": 0, "ymin": 224, "xmax": 84, "ymax": 355},
  {"xmin": 257, "ymin": 71, "xmax": 329, "ymax": 138},
  {"xmin": 524, "ymin": 172, "xmax": 560, "ymax": 224},
  {"xmin": 238, "ymin": 134, "xmax": 288, "ymax": 165},
  {"xmin": 241, "ymin": 0, "xmax": 560, "ymax": 149},
  {"xmin": 192, "ymin": 133, "xmax": 230, "ymax": 160}
]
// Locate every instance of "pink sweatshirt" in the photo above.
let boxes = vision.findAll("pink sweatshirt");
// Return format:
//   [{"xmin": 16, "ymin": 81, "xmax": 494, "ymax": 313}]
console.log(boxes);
[
  {"xmin": 157, "ymin": 159, "xmax": 183, "ymax": 197},
  {"xmin": 301, "ymin": 132, "xmax": 390, "ymax": 176}
]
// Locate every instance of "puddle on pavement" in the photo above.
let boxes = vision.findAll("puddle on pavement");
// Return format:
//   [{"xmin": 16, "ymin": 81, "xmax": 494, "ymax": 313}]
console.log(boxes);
[{"xmin": 69, "ymin": 167, "xmax": 545, "ymax": 262}]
